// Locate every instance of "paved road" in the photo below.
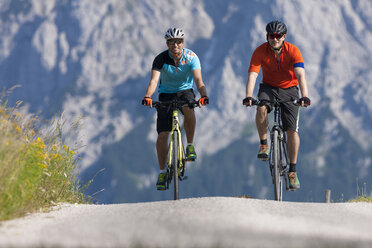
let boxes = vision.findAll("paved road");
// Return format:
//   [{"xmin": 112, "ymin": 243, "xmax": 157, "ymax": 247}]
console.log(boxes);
[{"xmin": 0, "ymin": 197, "xmax": 372, "ymax": 247}]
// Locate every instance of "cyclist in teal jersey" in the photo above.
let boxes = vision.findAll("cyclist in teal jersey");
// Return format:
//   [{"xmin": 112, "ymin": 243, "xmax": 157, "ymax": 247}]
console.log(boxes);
[{"xmin": 142, "ymin": 28, "xmax": 209, "ymax": 190}]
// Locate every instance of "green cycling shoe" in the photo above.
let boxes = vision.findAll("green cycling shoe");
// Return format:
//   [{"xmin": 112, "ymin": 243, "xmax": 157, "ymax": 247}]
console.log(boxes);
[
  {"xmin": 156, "ymin": 172, "xmax": 167, "ymax": 190},
  {"xmin": 186, "ymin": 144, "xmax": 197, "ymax": 161}
]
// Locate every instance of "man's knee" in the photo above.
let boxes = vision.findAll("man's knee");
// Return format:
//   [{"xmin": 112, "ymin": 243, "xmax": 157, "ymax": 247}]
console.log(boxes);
[
  {"xmin": 182, "ymin": 108, "xmax": 196, "ymax": 123},
  {"xmin": 256, "ymin": 106, "xmax": 268, "ymax": 119},
  {"xmin": 286, "ymin": 129, "xmax": 298, "ymax": 134},
  {"xmin": 286, "ymin": 129, "xmax": 299, "ymax": 139},
  {"xmin": 182, "ymin": 107, "xmax": 195, "ymax": 116},
  {"xmin": 157, "ymin": 132, "xmax": 169, "ymax": 142}
]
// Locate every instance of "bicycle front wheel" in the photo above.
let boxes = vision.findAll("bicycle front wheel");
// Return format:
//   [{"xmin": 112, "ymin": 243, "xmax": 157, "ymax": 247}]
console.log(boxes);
[
  {"xmin": 272, "ymin": 130, "xmax": 283, "ymax": 201},
  {"xmin": 172, "ymin": 131, "xmax": 179, "ymax": 200}
]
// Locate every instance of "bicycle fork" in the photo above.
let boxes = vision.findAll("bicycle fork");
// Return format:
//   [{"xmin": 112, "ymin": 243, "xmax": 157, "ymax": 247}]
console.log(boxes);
[
  {"xmin": 269, "ymin": 124, "xmax": 290, "ymax": 191},
  {"xmin": 167, "ymin": 111, "xmax": 187, "ymax": 185},
  {"xmin": 269, "ymin": 125, "xmax": 279, "ymax": 184},
  {"xmin": 174, "ymin": 127, "xmax": 187, "ymax": 180},
  {"xmin": 279, "ymin": 129, "xmax": 290, "ymax": 191}
]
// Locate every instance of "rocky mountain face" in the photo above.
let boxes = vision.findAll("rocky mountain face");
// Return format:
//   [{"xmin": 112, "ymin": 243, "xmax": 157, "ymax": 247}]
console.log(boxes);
[{"xmin": 1, "ymin": 0, "xmax": 371, "ymax": 203}]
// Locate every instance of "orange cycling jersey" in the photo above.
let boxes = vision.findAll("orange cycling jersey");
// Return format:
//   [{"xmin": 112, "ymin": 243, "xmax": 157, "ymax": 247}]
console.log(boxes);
[{"xmin": 249, "ymin": 41, "xmax": 304, "ymax": 89}]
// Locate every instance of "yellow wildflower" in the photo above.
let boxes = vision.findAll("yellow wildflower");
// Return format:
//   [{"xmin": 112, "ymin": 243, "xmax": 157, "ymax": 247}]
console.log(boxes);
[
  {"xmin": 52, "ymin": 144, "xmax": 58, "ymax": 151},
  {"xmin": 35, "ymin": 137, "xmax": 45, "ymax": 149},
  {"xmin": 38, "ymin": 162, "xmax": 47, "ymax": 169}
]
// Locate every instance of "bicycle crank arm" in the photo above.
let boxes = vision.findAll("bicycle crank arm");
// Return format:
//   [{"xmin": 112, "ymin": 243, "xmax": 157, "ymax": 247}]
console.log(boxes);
[
  {"xmin": 284, "ymin": 176, "xmax": 289, "ymax": 191},
  {"xmin": 179, "ymin": 175, "xmax": 188, "ymax": 181}
]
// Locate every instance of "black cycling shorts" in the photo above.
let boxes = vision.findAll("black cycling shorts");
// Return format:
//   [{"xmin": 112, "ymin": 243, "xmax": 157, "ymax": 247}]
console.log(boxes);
[
  {"xmin": 156, "ymin": 89, "xmax": 195, "ymax": 134},
  {"xmin": 257, "ymin": 83, "xmax": 300, "ymax": 132}
]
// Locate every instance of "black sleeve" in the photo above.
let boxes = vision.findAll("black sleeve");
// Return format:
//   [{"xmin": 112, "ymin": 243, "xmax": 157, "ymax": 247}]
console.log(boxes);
[{"xmin": 152, "ymin": 51, "xmax": 166, "ymax": 71}]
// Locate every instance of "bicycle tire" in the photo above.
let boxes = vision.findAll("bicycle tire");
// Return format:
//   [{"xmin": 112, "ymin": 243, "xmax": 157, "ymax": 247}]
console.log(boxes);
[
  {"xmin": 172, "ymin": 131, "xmax": 179, "ymax": 200},
  {"xmin": 272, "ymin": 130, "xmax": 283, "ymax": 201}
]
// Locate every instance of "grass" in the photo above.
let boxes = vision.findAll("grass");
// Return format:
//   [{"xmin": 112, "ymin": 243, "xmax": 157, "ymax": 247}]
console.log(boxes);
[
  {"xmin": 349, "ymin": 197, "xmax": 372, "ymax": 203},
  {"xmin": 348, "ymin": 180, "xmax": 372, "ymax": 203},
  {"xmin": 0, "ymin": 99, "xmax": 88, "ymax": 221}
]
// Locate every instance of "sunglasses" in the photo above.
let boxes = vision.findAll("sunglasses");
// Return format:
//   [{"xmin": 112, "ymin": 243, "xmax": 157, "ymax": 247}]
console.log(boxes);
[
  {"xmin": 167, "ymin": 39, "xmax": 184, "ymax": 45},
  {"xmin": 268, "ymin": 33, "xmax": 284, "ymax": 39}
]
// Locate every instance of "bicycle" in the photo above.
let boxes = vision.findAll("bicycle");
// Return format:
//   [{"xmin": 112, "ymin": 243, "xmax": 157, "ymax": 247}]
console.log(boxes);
[
  {"xmin": 251, "ymin": 98, "xmax": 301, "ymax": 201},
  {"xmin": 153, "ymin": 99, "xmax": 198, "ymax": 200}
]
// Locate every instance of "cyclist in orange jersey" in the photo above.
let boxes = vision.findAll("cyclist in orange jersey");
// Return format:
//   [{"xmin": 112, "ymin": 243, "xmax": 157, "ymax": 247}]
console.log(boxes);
[{"xmin": 243, "ymin": 20, "xmax": 311, "ymax": 191}]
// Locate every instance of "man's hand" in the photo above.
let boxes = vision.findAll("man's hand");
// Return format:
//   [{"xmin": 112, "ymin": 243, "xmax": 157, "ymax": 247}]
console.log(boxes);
[
  {"xmin": 243, "ymin": 97, "xmax": 253, "ymax": 107},
  {"xmin": 141, "ymin": 97, "xmax": 152, "ymax": 108},
  {"xmin": 198, "ymin": 96, "xmax": 209, "ymax": 107},
  {"xmin": 299, "ymin": 97, "xmax": 311, "ymax": 107}
]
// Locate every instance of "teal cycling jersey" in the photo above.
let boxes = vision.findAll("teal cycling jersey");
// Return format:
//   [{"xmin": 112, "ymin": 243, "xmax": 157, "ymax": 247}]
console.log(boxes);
[{"xmin": 152, "ymin": 48, "xmax": 201, "ymax": 93}]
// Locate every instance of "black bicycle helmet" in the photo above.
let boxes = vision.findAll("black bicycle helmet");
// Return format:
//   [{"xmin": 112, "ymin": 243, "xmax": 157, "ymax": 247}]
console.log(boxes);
[{"xmin": 266, "ymin": 20, "xmax": 287, "ymax": 35}]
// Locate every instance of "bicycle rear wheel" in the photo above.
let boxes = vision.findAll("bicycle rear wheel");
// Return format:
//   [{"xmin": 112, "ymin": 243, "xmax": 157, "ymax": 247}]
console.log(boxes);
[
  {"xmin": 172, "ymin": 131, "xmax": 179, "ymax": 200},
  {"xmin": 272, "ymin": 130, "xmax": 283, "ymax": 201}
]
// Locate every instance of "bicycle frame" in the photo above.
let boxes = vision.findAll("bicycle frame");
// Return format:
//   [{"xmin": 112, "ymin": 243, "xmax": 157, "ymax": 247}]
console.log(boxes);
[
  {"xmin": 153, "ymin": 100, "xmax": 196, "ymax": 200},
  {"xmin": 167, "ymin": 109, "xmax": 187, "ymax": 200},
  {"xmin": 248, "ymin": 97, "xmax": 302, "ymax": 201},
  {"xmin": 168, "ymin": 109, "xmax": 186, "ymax": 169},
  {"xmin": 269, "ymin": 103, "xmax": 290, "ymax": 201}
]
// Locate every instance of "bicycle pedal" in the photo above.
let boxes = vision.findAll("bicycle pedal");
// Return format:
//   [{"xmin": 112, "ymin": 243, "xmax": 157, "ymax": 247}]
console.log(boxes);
[{"xmin": 180, "ymin": 176, "xmax": 188, "ymax": 181}]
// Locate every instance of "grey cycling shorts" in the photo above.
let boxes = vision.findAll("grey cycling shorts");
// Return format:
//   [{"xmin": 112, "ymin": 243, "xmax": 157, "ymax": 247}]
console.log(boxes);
[{"xmin": 257, "ymin": 83, "xmax": 300, "ymax": 132}]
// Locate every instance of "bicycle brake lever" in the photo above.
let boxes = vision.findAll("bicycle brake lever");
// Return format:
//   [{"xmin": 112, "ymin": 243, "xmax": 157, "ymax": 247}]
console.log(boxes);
[{"xmin": 293, "ymin": 100, "xmax": 300, "ymax": 106}]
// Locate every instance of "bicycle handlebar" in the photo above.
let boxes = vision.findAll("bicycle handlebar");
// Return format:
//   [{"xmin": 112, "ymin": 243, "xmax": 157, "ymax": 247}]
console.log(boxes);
[
  {"xmin": 250, "ymin": 98, "xmax": 301, "ymax": 106},
  {"xmin": 152, "ymin": 100, "xmax": 199, "ymax": 109}
]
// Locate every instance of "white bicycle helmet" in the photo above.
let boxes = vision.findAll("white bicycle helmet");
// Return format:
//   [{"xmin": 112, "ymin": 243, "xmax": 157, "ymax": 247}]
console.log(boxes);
[{"xmin": 164, "ymin": 28, "xmax": 185, "ymax": 39}]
